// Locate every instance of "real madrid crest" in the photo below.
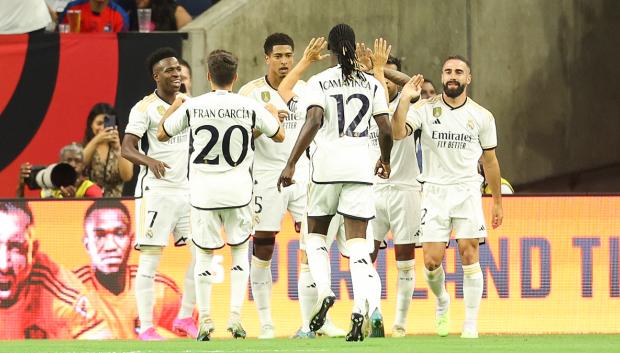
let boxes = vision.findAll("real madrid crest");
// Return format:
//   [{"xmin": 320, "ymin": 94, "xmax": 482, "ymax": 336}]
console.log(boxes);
[
  {"xmin": 433, "ymin": 107, "xmax": 442, "ymax": 118},
  {"xmin": 261, "ymin": 91, "xmax": 271, "ymax": 103},
  {"xmin": 157, "ymin": 105, "xmax": 166, "ymax": 116},
  {"xmin": 467, "ymin": 119, "xmax": 475, "ymax": 130}
]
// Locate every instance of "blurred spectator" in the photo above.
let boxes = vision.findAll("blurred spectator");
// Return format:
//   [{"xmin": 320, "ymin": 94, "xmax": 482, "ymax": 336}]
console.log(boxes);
[
  {"xmin": 82, "ymin": 103, "xmax": 134, "ymax": 197},
  {"xmin": 0, "ymin": 0, "xmax": 53, "ymax": 34},
  {"xmin": 421, "ymin": 79, "xmax": 437, "ymax": 99},
  {"xmin": 176, "ymin": 0, "xmax": 217, "ymax": 18},
  {"xmin": 178, "ymin": 57, "xmax": 192, "ymax": 95},
  {"xmin": 59, "ymin": 0, "xmax": 129, "ymax": 32},
  {"xmin": 17, "ymin": 143, "xmax": 103, "ymax": 198},
  {"xmin": 131, "ymin": 0, "xmax": 192, "ymax": 31}
]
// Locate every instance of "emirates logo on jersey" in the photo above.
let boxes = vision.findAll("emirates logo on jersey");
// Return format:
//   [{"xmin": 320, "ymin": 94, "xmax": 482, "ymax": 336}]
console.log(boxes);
[{"xmin": 261, "ymin": 91, "xmax": 271, "ymax": 103}]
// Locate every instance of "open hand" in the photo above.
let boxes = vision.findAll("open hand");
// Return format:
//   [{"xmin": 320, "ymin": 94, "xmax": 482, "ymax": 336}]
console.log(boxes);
[
  {"xmin": 401, "ymin": 74, "xmax": 424, "ymax": 101},
  {"xmin": 356, "ymin": 42, "xmax": 373, "ymax": 71},
  {"xmin": 371, "ymin": 38, "xmax": 391, "ymax": 70},
  {"xmin": 303, "ymin": 37, "xmax": 330, "ymax": 63}
]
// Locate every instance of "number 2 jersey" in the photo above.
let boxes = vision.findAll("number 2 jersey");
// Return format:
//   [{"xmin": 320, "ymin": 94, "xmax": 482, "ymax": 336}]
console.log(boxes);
[
  {"xmin": 406, "ymin": 94, "xmax": 498, "ymax": 185},
  {"xmin": 163, "ymin": 90, "xmax": 281, "ymax": 209},
  {"xmin": 125, "ymin": 92, "xmax": 190, "ymax": 196},
  {"xmin": 304, "ymin": 66, "xmax": 389, "ymax": 184}
]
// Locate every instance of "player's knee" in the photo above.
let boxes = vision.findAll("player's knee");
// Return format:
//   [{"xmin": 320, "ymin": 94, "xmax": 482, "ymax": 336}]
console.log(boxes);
[
  {"xmin": 424, "ymin": 252, "xmax": 443, "ymax": 271},
  {"xmin": 252, "ymin": 236, "xmax": 276, "ymax": 260},
  {"xmin": 299, "ymin": 250, "xmax": 308, "ymax": 264}
]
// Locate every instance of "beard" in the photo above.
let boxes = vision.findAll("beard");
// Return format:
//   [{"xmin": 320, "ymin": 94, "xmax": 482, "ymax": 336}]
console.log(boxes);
[{"xmin": 443, "ymin": 81, "xmax": 466, "ymax": 98}]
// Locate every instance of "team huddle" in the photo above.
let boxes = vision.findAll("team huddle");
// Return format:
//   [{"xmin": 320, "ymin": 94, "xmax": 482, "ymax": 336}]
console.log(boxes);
[{"xmin": 120, "ymin": 23, "xmax": 504, "ymax": 342}]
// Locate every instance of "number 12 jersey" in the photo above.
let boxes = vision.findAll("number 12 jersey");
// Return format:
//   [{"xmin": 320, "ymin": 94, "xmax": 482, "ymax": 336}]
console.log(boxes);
[{"xmin": 304, "ymin": 66, "xmax": 389, "ymax": 184}]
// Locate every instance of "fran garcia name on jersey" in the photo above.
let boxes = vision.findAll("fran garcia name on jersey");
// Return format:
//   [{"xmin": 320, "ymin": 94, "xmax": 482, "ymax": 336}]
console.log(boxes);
[{"xmin": 192, "ymin": 107, "xmax": 253, "ymax": 120}]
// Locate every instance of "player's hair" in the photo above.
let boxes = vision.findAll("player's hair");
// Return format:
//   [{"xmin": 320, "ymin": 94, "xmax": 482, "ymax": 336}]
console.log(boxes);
[
  {"xmin": 84, "ymin": 200, "xmax": 131, "ymax": 223},
  {"xmin": 443, "ymin": 55, "xmax": 471, "ymax": 72},
  {"xmin": 146, "ymin": 47, "xmax": 179, "ymax": 75},
  {"xmin": 177, "ymin": 57, "xmax": 192, "ymax": 77},
  {"xmin": 0, "ymin": 201, "xmax": 33, "ymax": 226},
  {"xmin": 60, "ymin": 142, "xmax": 83, "ymax": 161},
  {"xmin": 263, "ymin": 33, "xmax": 294, "ymax": 55},
  {"xmin": 424, "ymin": 78, "xmax": 435, "ymax": 87},
  {"xmin": 207, "ymin": 49, "xmax": 238, "ymax": 86},
  {"xmin": 387, "ymin": 55, "xmax": 402, "ymax": 71},
  {"xmin": 83, "ymin": 103, "xmax": 116, "ymax": 145},
  {"xmin": 327, "ymin": 23, "xmax": 364, "ymax": 82}
]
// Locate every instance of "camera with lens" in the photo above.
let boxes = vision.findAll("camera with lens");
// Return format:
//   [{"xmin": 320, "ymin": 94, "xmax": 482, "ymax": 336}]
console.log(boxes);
[{"xmin": 25, "ymin": 163, "xmax": 77, "ymax": 190}]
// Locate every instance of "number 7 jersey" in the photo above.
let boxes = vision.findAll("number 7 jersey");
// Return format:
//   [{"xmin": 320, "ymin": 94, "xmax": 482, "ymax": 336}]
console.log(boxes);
[
  {"xmin": 304, "ymin": 66, "xmax": 389, "ymax": 184},
  {"xmin": 163, "ymin": 90, "xmax": 280, "ymax": 210}
]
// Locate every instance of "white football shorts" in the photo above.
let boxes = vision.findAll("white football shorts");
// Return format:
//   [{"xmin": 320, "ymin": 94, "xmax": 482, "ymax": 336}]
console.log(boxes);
[
  {"xmin": 135, "ymin": 189, "xmax": 190, "ymax": 249},
  {"xmin": 191, "ymin": 205, "xmax": 253, "ymax": 250}
]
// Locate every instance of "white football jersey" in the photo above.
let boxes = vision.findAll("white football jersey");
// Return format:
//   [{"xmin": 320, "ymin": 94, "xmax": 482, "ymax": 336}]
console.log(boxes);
[
  {"xmin": 238, "ymin": 77, "xmax": 309, "ymax": 182},
  {"xmin": 125, "ymin": 92, "xmax": 189, "ymax": 197},
  {"xmin": 304, "ymin": 66, "xmax": 389, "ymax": 184},
  {"xmin": 406, "ymin": 95, "xmax": 497, "ymax": 185},
  {"xmin": 163, "ymin": 90, "xmax": 280, "ymax": 209},
  {"xmin": 368, "ymin": 93, "xmax": 421, "ymax": 188}
]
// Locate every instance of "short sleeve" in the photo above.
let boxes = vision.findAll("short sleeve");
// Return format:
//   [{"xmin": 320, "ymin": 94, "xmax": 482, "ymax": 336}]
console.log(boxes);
[
  {"xmin": 372, "ymin": 82, "xmax": 389, "ymax": 117},
  {"xmin": 125, "ymin": 106, "xmax": 148, "ymax": 138},
  {"xmin": 303, "ymin": 75, "xmax": 326, "ymax": 110},
  {"xmin": 405, "ymin": 102, "xmax": 424, "ymax": 133},
  {"xmin": 163, "ymin": 102, "xmax": 190, "ymax": 137},
  {"xmin": 254, "ymin": 103, "xmax": 280, "ymax": 138},
  {"xmin": 479, "ymin": 113, "xmax": 497, "ymax": 149}
]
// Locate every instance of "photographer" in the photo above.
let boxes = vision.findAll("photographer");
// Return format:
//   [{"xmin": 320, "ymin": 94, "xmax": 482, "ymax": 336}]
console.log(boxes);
[
  {"xmin": 82, "ymin": 103, "xmax": 133, "ymax": 197},
  {"xmin": 17, "ymin": 143, "xmax": 103, "ymax": 198}
]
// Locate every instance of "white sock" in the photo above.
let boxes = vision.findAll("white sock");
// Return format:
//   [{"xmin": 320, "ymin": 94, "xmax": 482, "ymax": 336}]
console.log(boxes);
[
  {"xmin": 135, "ymin": 247, "xmax": 162, "ymax": 332},
  {"xmin": 462, "ymin": 263, "xmax": 483, "ymax": 331},
  {"xmin": 424, "ymin": 265, "xmax": 450, "ymax": 315},
  {"xmin": 346, "ymin": 238, "xmax": 373, "ymax": 315},
  {"xmin": 305, "ymin": 234, "xmax": 332, "ymax": 298},
  {"xmin": 230, "ymin": 243, "xmax": 249, "ymax": 320},
  {"xmin": 250, "ymin": 256, "xmax": 273, "ymax": 326},
  {"xmin": 298, "ymin": 262, "xmax": 317, "ymax": 331},
  {"xmin": 394, "ymin": 259, "xmax": 415, "ymax": 328},
  {"xmin": 367, "ymin": 262, "xmax": 382, "ymax": 315},
  {"xmin": 194, "ymin": 248, "xmax": 214, "ymax": 320},
  {"xmin": 178, "ymin": 244, "xmax": 196, "ymax": 319}
]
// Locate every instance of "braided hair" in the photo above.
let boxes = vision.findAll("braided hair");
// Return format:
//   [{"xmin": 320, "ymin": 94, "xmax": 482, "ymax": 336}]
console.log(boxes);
[{"xmin": 328, "ymin": 24, "xmax": 365, "ymax": 82}]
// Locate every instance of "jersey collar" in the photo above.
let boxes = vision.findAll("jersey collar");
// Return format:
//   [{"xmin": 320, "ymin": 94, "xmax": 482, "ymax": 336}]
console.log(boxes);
[{"xmin": 441, "ymin": 94, "xmax": 468, "ymax": 110}]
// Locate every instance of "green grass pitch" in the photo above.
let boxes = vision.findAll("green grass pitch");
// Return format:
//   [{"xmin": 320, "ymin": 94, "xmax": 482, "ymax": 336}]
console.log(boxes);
[{"xmin": 1, "ymin": 335, "xmax": 619, "ymax": 353}]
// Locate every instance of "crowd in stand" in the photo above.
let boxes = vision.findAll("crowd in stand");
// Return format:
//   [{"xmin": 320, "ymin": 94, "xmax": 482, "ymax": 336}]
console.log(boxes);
[{"xmin": 0, "ymin": 0, "xmax": 218, "ymax": 34}]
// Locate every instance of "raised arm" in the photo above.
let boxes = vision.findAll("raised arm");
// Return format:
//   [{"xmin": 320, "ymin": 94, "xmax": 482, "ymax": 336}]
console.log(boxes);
[
  {"xmin": 392, "ymin": 74, "xmax": 423, "ymax": 140},
  {"xmin": 481, "ymin": 149, "xmax": 503, "ymax": 229},
  {"xmin": 371, "ymin": 38, "xmax": 392, "ymax": 103},
  {"xmin": 384, "ymin": 68, "xmax": 412, "ymax": 87},
  {"xmin": 277, "ymin": 37, "xmax": 329, "ymax": 104}
]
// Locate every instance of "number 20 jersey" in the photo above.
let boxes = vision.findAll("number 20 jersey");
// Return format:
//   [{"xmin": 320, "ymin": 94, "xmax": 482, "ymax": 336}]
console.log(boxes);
[
  {"xmin": 304, "ymin": 66, "xmax": 389, "ymax": 184},
  {"xmin": 163, "ymin": 90, "xmax": 280, "ymax": 209}
]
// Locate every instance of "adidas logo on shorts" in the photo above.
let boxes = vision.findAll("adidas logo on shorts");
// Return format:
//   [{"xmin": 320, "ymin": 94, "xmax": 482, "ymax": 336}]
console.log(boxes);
[
  {"xmin": 432, "ymin": 119, "xmax": 441, "ymax": 124},
  {"xmin": 479, "ymin": 225, "xmax": 486, "ymax": 231}
]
